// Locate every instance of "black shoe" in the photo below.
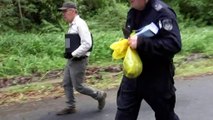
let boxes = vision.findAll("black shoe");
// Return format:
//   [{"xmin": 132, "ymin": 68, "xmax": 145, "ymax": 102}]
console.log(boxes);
[
  {"xmin": 56, "ymin": 107, "xmax": 77, "ymax": 115},
  {"xmin": 98, "ymin": 92, "xmax": 107, "ymax": 110}
]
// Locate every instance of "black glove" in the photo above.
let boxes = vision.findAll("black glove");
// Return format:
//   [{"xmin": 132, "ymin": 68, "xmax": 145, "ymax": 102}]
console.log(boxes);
[{"xmin": 64, "ymin": 52, "xmax": 73, "ymax": 59}]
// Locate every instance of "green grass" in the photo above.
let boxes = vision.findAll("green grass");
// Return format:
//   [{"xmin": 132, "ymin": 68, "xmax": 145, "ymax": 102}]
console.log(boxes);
[
  {"xmin": 0, "ymin": 33, "xmax": 65, "ymax": 76},
  {"xmin": 180, "ymin": 26, "xmax": 213, "ymax": 56},
  {"xmin": 1, "ymin": 3, "xmax": 212, "ymax": 78},
  {"xmin": 89, "ymin": 30, "xmax": 123, "ymax": 63},
  {"xmin": 0, "ymin": 21, "xmax": 213, "ymax": 78},
  {"xmin": 2, "ymin": 82, "xmax": 53, "ymax": 94},
  {"xmin": 175, "ymin": 58, "xmax": 213, "ymax": 77},
  {"xmin": 0, "ymin": 30, "xmax": 124, "ymax": 77}
]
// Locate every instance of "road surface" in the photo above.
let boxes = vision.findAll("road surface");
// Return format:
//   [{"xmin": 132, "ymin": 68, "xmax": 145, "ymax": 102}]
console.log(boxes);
[{"xmin": 0, "ymin": 75, "xmax": 213, "ymax": 120}]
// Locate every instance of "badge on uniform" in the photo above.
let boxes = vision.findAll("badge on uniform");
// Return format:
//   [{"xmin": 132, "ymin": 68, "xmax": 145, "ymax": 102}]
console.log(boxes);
[{"xmin": 159, "ymin": 19, "xmax": 173, "ymax": 31}]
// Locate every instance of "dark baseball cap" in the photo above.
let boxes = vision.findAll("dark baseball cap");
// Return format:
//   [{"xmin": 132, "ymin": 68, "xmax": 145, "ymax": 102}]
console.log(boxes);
[{"xmin": 58, "ymin": 2, "xmax": 77, "ymax": 11}]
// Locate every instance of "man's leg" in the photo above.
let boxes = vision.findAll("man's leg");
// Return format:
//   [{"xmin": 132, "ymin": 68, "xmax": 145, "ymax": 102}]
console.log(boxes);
[
  {"xmin": 70, "ymin": 58, "xmax": 107, "ymax": 109},
  {"xmin": 145, "ymin": 94, "xmax": 179, "ymax": 120},
  {"xmin": 115, "ymin": 76, "xmax": 142, "ymax": 120},
  {"xmin": 63, "ymin": 61, "xmax": 75, "ymax": 108},
  {"xmin": 57, "ymin": 60, "xmax": 76, "ymax": 115}
]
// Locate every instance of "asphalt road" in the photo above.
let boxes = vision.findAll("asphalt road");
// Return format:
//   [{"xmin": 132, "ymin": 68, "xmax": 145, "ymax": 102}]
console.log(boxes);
[{"xmin": 0, "ymin": 75, "xmax": 213, "ymax": 120}]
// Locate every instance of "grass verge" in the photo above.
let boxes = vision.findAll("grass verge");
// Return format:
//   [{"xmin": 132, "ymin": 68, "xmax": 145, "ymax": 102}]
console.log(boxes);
[
  {"xmin": 1, "ymin": 58, "xmax": 213, "ymax": 106},
  {"xmin": 0, "ymin": 65, "xmax": 123, "ymax": 106}
]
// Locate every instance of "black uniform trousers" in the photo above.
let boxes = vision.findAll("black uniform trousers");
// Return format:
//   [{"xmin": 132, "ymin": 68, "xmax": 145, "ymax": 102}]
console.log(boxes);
[{"xmin": 115, "ymin": 76, "xmax": 179, "ymax": 120}]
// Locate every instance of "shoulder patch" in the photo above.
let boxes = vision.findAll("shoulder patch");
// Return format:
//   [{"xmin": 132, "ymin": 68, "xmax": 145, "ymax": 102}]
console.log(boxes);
[{"xmin": 160, "ymin": 19, "xmax": 173, "ymax": 31}]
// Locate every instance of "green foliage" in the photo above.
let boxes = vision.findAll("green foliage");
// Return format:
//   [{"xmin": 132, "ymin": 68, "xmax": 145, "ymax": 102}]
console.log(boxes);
[
  {"xmin": 39, "ymin": 20, "xmax": 62, "ymax": 33},
  {"xmin": 87, "ymin": 3, "xmax": 129, "ymax": 31},
  {"xmin": 0, "ymin": 30, "xmax": 121, "ymax": 77},
  {"xmin": 115, "ymin": 0, "xmax": 128, "ymax": 3},
  {"xmin": 181, "ymin": 26, "xmax": 213, "ymax": 55},
  {"xmin": 0, "ymin": 0, "xmax": 19, "ymax": 31},
  {"xmin": 0, "ymin": 0, "xmax": 118, "ymax": 32},
  {"xmin": 0, "ymin": 0, "xmax": 213, "ymax": 32},
  {"xmin": 0, "ymin": 0, "xmax": 63, "ymax": 32},
  {"xmin": 0, "ymin": 33, "xmax": 64, "ymax": 56},
  {"xmin": 0, "ymin": 2, "xmax": 213, "ymax": 78},
  {"xmin": 165, "ymin": 0, "xmax": 213, "ymax": 25},
  {"xmin": 0, "ymin": 32, "xmax": 65, "ymax": 76},
  {"xmin": 77, "ymin": 0, "xmax": 116, "ymax": 17},
  {"xmin": 1, "ymin": 25, "xmax": 213, "ymax": 77},
  {"xmin": 0, "ymin": 55, "xmax": 64, "ymax": 76},
  {"xmin": 89, "ymin": 30, "xmax": 123, "ymax": 63},
  {"xmin": 5, "ymin": 82, "xmax": 53, "ymax": 93}
]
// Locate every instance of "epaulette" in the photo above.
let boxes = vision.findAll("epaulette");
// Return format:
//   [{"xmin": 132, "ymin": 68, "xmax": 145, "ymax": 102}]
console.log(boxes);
[
  {"xmin": 152, "ymin": 0, "xmax": 172, "ymax": 12},
  {"xmin": 152, "ymin": 1, "xmax": 163, "ymax": 11},
  {"xmin": 152, "ymin": 0, "xmax": 176, "ymax": 17}
]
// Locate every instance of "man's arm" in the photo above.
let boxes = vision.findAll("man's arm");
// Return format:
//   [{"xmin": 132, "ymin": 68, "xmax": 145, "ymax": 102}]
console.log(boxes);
[
  {"xmin": 135, "ymin": 16, "xmax": 181, "ymax": 58},
  {"xmin": 72, "ymin": 19, "xmax": 92, "ymax": 57}
]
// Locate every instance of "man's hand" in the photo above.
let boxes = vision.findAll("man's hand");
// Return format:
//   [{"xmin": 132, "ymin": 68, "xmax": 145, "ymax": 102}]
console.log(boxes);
[
  {"xmin": 128, "ymin": 35, "xmax": 138, "ymax": 49},
  {"xmin": 64, "ymin": 52, "xmax": 73, "ymax": 59}
]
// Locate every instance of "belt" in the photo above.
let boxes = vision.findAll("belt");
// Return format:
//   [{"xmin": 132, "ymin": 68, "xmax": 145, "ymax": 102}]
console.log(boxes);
[{"xmin": 72, "ymin": 56, "xmax": 88, "ymax": 61}]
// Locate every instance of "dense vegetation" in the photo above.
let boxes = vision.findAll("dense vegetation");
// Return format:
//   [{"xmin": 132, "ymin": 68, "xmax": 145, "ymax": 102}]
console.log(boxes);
[
  {"xmin": 0, "ymin": 0, "xmax": 213, "ymax": 77},
  {"xmin": 1, "ymin": 0, "xmax": 213, "ymax": 32}
]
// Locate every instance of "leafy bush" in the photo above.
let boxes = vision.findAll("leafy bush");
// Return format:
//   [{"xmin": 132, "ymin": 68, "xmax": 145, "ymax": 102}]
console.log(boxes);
[
  {"xmin": 0, "ymin": 32, "xmax": 65, "ymax": 76},
  {"xmin": 77, "ymin": 0, "xmax": 116, "ymax": 17},
  {"xmin": 181, "ymin": 26, "xmax": 213, "ymax": 55},
  {"xmin": 89, "ymin": 30, "xmax": 123, "ymax": 63},
  {"xmin": 0, "ymin": 0, "xmax": 213, "ymax": 33},
  {"xmin": 87, "ymin": 3, "xmax": 129, "ymax": 31},
  {"xmin": 0, "ymin": 0, "xmax": 63, "ymax": 32},
  {"xmin": 165, "ymin": 0, "xmax": 213, "ymax": 25}
]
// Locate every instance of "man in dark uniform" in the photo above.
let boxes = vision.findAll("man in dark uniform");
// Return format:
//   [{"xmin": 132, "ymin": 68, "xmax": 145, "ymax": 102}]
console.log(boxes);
[{"xmin": 115, "ymin": 0, "xmax": 181, "ymax": 120}]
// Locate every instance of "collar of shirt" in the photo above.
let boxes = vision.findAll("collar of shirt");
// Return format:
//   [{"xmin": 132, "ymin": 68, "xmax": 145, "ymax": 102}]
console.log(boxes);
[
  {"xmin": 68, "ymin": 15, "xmax": 80, "ymax": 33},
  {"xmin": 69, "ymin": 15, "xmax": 79, "ymax": 26}
]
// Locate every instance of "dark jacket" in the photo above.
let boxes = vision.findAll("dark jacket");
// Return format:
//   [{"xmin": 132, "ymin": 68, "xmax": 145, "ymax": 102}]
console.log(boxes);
[{"xmin": 125, "ymin": 0, "xmax": 182, "ymax": 97}]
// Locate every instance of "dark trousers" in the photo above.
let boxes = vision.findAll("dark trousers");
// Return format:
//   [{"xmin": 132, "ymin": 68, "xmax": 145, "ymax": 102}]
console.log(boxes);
[{"xmin": 115, "ymin": 76, "xmax": 179, "ymax": 120}]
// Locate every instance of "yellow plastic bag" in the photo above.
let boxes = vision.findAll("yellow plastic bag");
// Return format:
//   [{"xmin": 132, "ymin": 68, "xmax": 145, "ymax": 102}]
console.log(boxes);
[
  {"xmin": 123, "ymin": 47, "xmax": 142, "ymax": 78},
  {"xmin": 110, "ymin": 38, "xmax": 128, "ymax": 59},
  {"xmin": 110, "ymin": 37, "xmax": 143, "ymax": 78}
]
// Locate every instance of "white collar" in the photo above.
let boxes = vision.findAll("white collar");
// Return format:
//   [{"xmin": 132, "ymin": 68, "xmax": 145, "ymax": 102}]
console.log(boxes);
[{"xmin": 69, "ymin": 15, "xmax": 79, "ymax": 26}]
